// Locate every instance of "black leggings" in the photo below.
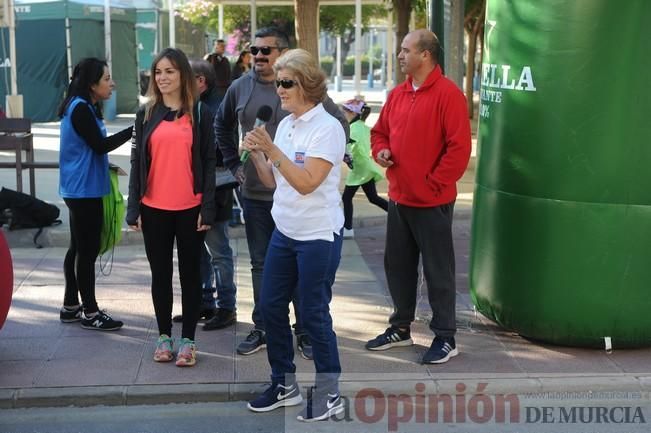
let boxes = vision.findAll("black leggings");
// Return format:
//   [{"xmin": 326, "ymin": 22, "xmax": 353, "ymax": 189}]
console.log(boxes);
[
  {"xmin": 342, "ymin": 180, "xmax": 389, "ymax": 229},
  {"xmin": 141, "ymin": 204, "xmax": 204, "ymax": 340},
  {"xmin": 63, "ymin": 197, "xmax": 103, "ymax": 314}
]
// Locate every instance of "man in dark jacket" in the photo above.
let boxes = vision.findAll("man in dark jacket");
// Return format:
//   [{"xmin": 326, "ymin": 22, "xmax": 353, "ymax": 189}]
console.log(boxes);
[{"xmin": 205, "ymin": 39, "xmax": 231, "ymax": 106}]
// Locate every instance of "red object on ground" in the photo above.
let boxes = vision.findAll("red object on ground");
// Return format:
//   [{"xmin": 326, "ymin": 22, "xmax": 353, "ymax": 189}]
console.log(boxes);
[{"xmin": 0, "ymin": 230, "xmax": 13, "ymax": 329}]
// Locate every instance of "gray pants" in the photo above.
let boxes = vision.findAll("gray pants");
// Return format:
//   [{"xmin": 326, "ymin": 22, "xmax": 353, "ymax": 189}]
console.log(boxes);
[{"xmin": 385, "ymin": 200, "xmax": 456, "ymax": 338}]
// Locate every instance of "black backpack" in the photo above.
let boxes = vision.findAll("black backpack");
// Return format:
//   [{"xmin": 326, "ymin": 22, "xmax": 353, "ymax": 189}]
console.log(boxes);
[{"xmin": 0, "ymin": 187, "xmax": 62, "ymax": 247}]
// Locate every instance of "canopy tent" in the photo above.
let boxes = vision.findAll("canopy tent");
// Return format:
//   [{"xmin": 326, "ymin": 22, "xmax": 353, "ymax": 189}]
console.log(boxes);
[
  {"xmin": 134, "ymin": 0, "xmax": 159, "ymax": 73},
  {"xmin": 0, "ymin": 0, "xmax": 138, "ymax": 121}
]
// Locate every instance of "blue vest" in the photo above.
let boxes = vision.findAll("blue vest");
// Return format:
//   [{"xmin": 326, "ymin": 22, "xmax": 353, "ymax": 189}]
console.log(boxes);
[{"xmin": 59, "ymin": 97, "xmax": 109, "ymax": 198}]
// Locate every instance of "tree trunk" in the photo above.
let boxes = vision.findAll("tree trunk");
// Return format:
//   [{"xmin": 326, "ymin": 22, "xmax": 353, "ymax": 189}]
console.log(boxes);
[
  {"xmin": 464, "ymin": 0, "xmax": 485, "ymax": 118},
  {"xmin": 393, "ymin": 0, "xmax": 412, "ymax": 84},
  {"xmin": 295, "ymin": 0, "xmax": 320, "ymax": 61}
]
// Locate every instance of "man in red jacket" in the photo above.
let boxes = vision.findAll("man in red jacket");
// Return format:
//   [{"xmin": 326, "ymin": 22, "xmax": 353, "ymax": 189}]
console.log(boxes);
[{"xmin": 367, "ymin": 29, "xmax": 471, "ymax": 364}]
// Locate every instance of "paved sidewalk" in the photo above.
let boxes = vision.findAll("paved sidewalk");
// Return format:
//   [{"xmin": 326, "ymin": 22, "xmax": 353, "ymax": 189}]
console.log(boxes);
[
  {"xmin": 2, "ymin": 84, "xmax": 650, "ymax": 412},
  {"xmin": 2, "ymin": 202, "xmax": 651, "ymax": 409}
]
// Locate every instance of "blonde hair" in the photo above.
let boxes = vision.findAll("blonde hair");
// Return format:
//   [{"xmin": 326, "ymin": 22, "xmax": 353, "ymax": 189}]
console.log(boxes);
[
  {"xmin": 273, "ymin": 49, "xmax": 327, "ymax": 104},
  {"xmin": 145, "ymin": 48, "xmax": 197, "ymax": 124}
]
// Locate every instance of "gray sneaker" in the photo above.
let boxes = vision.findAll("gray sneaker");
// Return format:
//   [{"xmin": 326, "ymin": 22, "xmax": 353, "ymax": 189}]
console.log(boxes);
[
  {"xmin": 297, "ymin": 391, "xmax": 344, "ymax": 422},
  {"xmin": 237, "ymin": 329, "xmax": 266, "ymax": 355}
]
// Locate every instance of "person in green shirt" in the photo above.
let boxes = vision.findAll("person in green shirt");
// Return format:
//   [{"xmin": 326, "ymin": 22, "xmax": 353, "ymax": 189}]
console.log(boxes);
[{"xmin": 341, "ymin": 99, "xmax": 388, "ymax": 238}]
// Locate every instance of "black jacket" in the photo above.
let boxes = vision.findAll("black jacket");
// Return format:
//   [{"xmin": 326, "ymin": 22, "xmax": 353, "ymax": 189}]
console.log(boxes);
[{"xmin": 126, "ymin": 102, "xmax": 216, "ymax": 225}]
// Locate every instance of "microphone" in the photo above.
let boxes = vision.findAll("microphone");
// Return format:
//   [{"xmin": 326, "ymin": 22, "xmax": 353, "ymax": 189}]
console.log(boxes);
[{"xmin": 241, "ymin": 105, "xmax": 273, "ymax": 162}]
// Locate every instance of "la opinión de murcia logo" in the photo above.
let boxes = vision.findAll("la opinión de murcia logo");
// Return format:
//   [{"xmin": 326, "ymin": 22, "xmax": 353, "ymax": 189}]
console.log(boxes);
[{"xmin": 315, "ymin": 382, "xmax": 647, "ymax": 431}]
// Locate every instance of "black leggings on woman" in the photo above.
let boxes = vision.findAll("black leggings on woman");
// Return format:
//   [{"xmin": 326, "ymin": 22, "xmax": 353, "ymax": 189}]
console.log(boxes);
[
  {"xmin": 342, "ymin": 180, "xmax": 389, "ymax": 230},
  {"xmin": 141, "ymin": 204, "xmax": 204, "ymax": 340},
  {"xmin": 63, "ymin": 197, "xmax": 103, "ymax": 314}
]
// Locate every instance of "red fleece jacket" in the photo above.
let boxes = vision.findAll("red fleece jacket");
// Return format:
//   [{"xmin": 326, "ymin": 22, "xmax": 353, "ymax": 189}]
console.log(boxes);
[{"xmin": 371, "ymin": 65, "xmax": 471, "ymax": 207}]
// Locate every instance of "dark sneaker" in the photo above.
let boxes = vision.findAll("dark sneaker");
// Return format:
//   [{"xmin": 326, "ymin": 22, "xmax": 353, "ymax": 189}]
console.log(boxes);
[
  {"xmin": 297, "ymin": 334, "xmax": 313, "ymax": 360},
  {"xmin": 80, "ymin": 310, "xmax": 123, "ymax": 331},
  {"xmin": 237, "ymin": 329, "xmax": 266, "ymax": 355},
  {"xmin": 172, "ymin": 308, "xmax": 215, "ymax": 323},
  {"xmin": 247, "ymin": 382, "xmax": 303, "ymax": 412},
  {"xmin": 60, "ymin": 305, "xmax": 82, "ymax": 323},
  {"xmin": 365, "ymin": 326, "xmax": 413, "ymax": 351},
  {"xmin": 297, "ymin": 392, "xmax": 344, "ymax": 422},
  {"xmin": 203, "ymin": 308, "xmax": 237, "ymax": 330},
  {"xmin": 422, "ymin": 336, "xmax": 458, "ymax": 364}
]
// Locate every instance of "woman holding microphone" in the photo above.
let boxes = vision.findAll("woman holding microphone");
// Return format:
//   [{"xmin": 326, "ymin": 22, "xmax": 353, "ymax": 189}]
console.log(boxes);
[{"xmin": 242, "ymin": 49, "xmax": 346, "ymax": 422}]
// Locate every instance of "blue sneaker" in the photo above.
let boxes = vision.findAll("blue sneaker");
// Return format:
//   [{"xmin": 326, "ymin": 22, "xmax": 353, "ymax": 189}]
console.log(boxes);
[
  {"xmin": 247, "ymin": 382, "xmax": 303, "ymax": 412},
  {"xmin": 421, "ymin": 336, "xmax": 458, "ymax": 364},
  {"xmin": 365, "ymin": 326, "xmax": 413, "ymax": 351},
  {"xmin": 297, "ymin": 392, "xmax": 344, "ymax": 422}
]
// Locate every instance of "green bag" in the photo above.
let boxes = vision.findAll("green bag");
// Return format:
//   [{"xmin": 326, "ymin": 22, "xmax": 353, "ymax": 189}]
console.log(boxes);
[{"xmin": 99, "ymin": 169, "xmax": 125, "ymax": 255}]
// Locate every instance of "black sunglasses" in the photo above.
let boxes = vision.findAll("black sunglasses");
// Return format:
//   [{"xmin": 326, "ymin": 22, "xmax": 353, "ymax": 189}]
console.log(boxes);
[
  {"xmin": 250, "ymin": 46, "xmax": 282, "ymax": 55},
  {"xmin": 275, "ymin": 79, "xmax": 298, "ymax": 89}
]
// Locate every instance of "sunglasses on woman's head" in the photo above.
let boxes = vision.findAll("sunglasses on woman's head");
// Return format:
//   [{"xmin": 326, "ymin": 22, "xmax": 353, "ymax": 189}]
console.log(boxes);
[
  {"xmin": 275, "ymin": 79, "xmax": 298, "ymax": 89},
  {"xmin": 250, "ymin": 46, "xmax": 280, "ymax": 56}
]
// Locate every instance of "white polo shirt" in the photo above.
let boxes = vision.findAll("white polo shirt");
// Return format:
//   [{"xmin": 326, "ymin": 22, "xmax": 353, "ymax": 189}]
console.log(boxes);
[{"xmin": 271, "ymin": 103, "xmax": 346, "ymax": 241}]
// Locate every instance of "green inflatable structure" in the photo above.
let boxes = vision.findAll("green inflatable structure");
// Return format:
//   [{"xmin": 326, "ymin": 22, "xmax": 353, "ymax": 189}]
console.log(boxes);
[{"xmin": 470, "ymin": 0, "xmax": 651, "ymax": 348}]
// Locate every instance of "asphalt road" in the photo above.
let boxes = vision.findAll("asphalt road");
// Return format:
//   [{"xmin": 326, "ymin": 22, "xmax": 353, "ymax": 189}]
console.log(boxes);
[{"xmin": 1, "ymin": 397, "xmax": 650, "ymax": 433}]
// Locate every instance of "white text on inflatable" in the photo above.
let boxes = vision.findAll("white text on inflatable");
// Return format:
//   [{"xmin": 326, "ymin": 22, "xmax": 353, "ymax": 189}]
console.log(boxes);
[{"xmin": 480, "ymin": 64, "xmax": 537, "ymax": 119}]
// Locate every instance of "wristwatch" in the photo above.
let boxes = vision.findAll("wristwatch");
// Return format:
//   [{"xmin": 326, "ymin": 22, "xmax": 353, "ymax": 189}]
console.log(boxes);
[{"xmin": 272, "ymin": 158, "xmax": 282, "ymax": 168}]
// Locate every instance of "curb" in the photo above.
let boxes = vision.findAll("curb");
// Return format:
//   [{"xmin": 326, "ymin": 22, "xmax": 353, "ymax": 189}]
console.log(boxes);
[
  {"xmin": 2, "ymin": 375, "xmax": 649, "ymax": 409},
  {"xmin": 0, "ymin": 383, "xmax": 256, "ymax": 409}
]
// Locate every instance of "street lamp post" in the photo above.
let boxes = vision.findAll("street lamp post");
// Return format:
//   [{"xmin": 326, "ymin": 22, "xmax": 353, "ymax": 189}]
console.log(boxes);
[
  {"xmin": 103, "ymin": 0, "xmax": 116, "ymax": 120},
  {"xmin": 169, "ymin": 0, "xmax": 175, "ymax": 48},
  {"xmin": 367, "ymin": 29, "xmax": 374, "ymax": 89},
  {"xmin": 380, "ymin": 51, "xmax": 386, "ymax": 87},
  {"xmin": 430, "ymin": 0, "xmax": 445, "ymax": 71},
  {"xmin": 335, "ymin": 35, "xmax": 342, "ymax": 92},
  {"xmin": 5, "ymin": 0, "xmax": 23, "ymax": 117}
]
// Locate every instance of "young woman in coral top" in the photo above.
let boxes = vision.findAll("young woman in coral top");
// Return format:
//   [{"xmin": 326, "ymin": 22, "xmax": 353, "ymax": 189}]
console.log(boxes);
[{"xmin": 127, "ymin": 48, "xmax": 216, "ymax": 367}]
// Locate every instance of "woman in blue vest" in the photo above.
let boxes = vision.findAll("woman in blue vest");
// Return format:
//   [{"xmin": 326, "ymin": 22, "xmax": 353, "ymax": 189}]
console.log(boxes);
[{"xmin": 58, "ymin": 58, "xmax": 132, "ymax": 331}]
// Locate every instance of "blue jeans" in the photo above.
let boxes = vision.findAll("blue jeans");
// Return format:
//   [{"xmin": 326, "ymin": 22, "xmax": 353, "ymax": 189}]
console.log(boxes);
[
  {"xmin": 243, "ymin": 198, "xmax": 303, "ymax": 333},
  {"xmin": 204, "ymin": 220, "xmax": 237, "ymax": 311},
  {"xmin": 261, "ymin": 229, "xmax": 342, "ymax": 391}
]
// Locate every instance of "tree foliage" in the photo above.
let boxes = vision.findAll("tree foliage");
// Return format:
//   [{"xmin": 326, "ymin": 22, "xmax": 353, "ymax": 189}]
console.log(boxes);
[
  {"xmin": 178, "ymin": 3, "xmax": 295, "ymax": 49},
  {"xmin": 179, "ymin": 2, "xmax": 386, "ymax": 50}
]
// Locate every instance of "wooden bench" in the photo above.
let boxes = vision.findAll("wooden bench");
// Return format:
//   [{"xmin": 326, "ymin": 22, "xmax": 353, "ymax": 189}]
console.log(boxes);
[{"xmin": 0, "ymin": 118, "xmax": 59, "ymax": 197}]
